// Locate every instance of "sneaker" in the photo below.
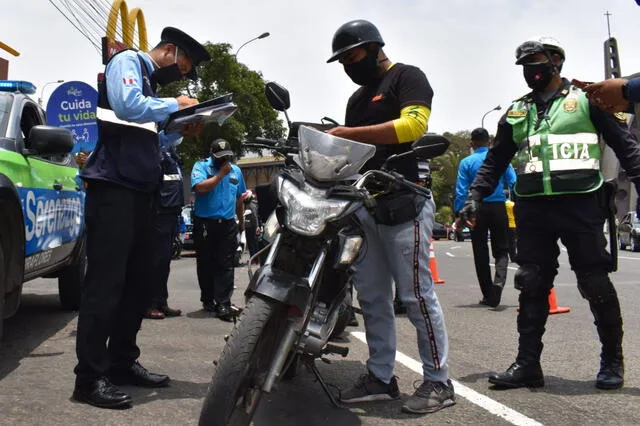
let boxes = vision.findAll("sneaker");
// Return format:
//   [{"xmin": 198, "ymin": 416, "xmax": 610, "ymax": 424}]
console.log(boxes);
[
  {"xmin": 402, "ymin": 379, "xmax": 456, "ymax": 414},
  {"xmin": 340, "ymin": 371, "xmax": 400, "ymax": 403}
]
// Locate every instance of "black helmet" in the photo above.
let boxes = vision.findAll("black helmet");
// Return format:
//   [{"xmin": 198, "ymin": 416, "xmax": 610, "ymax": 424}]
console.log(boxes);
[{"xmin": 327, "ymin": 20, "xmax": 385, "ymax": 63}]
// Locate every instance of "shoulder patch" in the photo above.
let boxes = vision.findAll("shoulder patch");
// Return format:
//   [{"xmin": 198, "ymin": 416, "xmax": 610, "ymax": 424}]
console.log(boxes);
[
  {"xmin": 614, "ymin": 112, "xmax": 628, "ymax": 122},
  {"xmin": 507, "ymin": 110, "xmax": 528, "ymax": 118},
  {"xmin": 563, "ymin": 98, "xmax": 578, "ymax": 113}
]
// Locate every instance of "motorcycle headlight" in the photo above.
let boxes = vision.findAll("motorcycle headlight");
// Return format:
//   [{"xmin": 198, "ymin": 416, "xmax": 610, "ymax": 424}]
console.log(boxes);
[
  {"xmin": 263, "ymin": 211, "xmax": 280, "ymax": 243},
  {"xmin": 278, "ymin": 177, "xmax": 349, "ymax": 236}
]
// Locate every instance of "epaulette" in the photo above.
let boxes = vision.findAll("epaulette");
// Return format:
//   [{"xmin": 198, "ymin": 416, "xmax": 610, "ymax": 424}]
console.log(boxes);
[{"xmin": 512, "ymin": 92, "xmax": 534, "ymax": 104}]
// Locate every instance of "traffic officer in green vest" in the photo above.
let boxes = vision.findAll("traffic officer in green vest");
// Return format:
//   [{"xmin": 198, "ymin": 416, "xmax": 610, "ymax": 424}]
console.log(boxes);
[{"xmin": 470, "ymin": 36, "xmax": 640, "ymax": 391}]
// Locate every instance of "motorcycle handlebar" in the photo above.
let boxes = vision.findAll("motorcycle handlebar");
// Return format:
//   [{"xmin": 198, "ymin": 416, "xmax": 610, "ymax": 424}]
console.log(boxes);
[{"xmin": 359, "ymin": 170, "xmax": 431, "ymax": 197}]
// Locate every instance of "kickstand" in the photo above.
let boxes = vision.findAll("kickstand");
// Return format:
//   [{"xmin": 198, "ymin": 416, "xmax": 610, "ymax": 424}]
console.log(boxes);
[{"xmin": 307, "ymin": 359, "xmax": 347, "ymax": 409}]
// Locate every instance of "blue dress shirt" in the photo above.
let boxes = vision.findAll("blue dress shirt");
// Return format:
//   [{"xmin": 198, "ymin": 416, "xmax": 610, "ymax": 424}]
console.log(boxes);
[
  {"xmin": 105, "ymin": 50, "xmax": 181, "ymax": 148},
  {"xmin": 191, "ymin": 158, "xmax": 246, "ymax": 219},
  {"xmin": 454, "ymin": 147, "xmax": 516, "ymax": 213}
]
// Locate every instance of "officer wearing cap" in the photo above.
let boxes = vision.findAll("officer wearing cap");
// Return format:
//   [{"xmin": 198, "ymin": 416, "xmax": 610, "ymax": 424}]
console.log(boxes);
[
  {"xmin": 145, "ymin": 142, "xmax": 185, "ymax": 320},
  {"xmin": 454, "ymin": 127, "xmax": 516, "ymax": 307},
  {"xmin": 326, "ymin": 20, "xmax": 455, "ymax": 415},
  {"xmin": 470, "ymin": 36, "xmax": 640, "ymax": 391},
  {"xmin": 191, "ymin": 139, "xmax": 246, "ymax": 321},
  {"xmin": 74, "ymin": 27, "xmax": 210, "ymax": 409}
]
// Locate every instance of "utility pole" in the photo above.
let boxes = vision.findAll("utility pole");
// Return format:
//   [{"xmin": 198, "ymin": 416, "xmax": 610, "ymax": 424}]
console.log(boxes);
[{"xmin": 603, "ymin": 11, "xmax": 621, "ymax": 79}]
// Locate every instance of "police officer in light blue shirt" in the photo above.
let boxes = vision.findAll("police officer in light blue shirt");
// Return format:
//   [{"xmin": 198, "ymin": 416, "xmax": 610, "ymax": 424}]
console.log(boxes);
[
  {"xmin": 74, "ymin": 27, "xmax": 210, "ymax": 410},
  {"xmin": 455, "ymin": 128, "xmax": 516, "ymax": 307},
  {"xmin": 191, "ymin": 139, "xmax": 246, "ymax": 320}
]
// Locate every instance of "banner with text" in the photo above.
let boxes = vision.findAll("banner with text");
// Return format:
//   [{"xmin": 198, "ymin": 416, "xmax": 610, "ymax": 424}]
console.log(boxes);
[{"xmin": 46, "ymin": 81, "xmax": 98, "ymax": 153}]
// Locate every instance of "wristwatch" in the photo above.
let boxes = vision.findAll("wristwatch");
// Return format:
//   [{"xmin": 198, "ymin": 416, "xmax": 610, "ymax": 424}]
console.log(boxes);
[{"xmin": 621, "ymin": 81, "xmax": 629, "ymax": 101}]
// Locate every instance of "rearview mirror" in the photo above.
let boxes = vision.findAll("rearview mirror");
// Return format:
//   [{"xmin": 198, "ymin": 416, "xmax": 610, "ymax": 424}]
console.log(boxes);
[
  {"xmin": 412, "ymin": 133, "xmax": 450, "ymax": 160},
  {"xmin": 26, "ymin": 125, "xmax": 74, "ymax": 156},
  {"xmin": 264, "ymin": 82, "xmax": 291, "ymax": 111}
]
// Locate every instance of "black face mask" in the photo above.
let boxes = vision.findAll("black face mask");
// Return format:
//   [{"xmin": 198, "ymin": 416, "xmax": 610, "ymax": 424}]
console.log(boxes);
[
  {"xmin": 213, "ymin": 156, "xmax": 231, "ymax": 169},
  {"xmin": 523, "ymin": 62, "xmax": 554, "ymax": 91},
  {"xmin": 344, "ymin": 49, "xmax": 380, "ymax": 86},
  {"xmin": 152, "ymin": 63, "xmax": 183, "ymax": 87}
]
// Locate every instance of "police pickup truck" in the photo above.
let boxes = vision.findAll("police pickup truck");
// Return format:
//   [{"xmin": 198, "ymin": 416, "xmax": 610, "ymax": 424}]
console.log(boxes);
[{"xmin": 0, "ymin": 80, "xmax": 85, "ymax": 342}]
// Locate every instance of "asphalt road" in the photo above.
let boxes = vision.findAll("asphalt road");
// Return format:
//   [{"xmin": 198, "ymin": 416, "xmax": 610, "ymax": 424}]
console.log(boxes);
[{"xmin": 1, "ymin": 240, "xmax": 639, "ymax": 425}]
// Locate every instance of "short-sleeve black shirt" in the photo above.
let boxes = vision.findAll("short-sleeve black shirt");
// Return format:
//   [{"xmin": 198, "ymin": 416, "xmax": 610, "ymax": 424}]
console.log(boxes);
[{"xmin": 345, "ymin": 63, "xmax": 433, "ymax": 180}]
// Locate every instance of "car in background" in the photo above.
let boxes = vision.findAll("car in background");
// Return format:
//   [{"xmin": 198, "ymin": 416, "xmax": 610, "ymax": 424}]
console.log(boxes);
[
  {"xmin": 0, "ymin": 80, "xmax": 86, "ymax": 343},
  {"xmin": 618, "ymin": 211, "xmax": 640, "ymax": 251},
  {"xmin": 432, "ymin": 222, "xmax": 447, "ymax": 240},
  {"xmin": 449, "ymin": 222, "xmax": 471, "ymax": 241},
  {"xmin": 181, "ymin": 204, "xmax": 195, "ymax": 250}
]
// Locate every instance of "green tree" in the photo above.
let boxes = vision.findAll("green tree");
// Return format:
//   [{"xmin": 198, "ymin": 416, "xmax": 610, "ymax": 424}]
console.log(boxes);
[
  {"xmin": 430, "ymin": 130, "xmax": 473, "ymax": 223},
  {"xmin": 158, "ymin": 42, "xmax": 286, "ymax": 172}
]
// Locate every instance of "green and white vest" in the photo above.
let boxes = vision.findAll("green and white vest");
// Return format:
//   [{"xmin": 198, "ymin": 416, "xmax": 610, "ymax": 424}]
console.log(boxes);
[{"xmin": 507, "ymin": 85, "xmax": 603, "ymax": 197}]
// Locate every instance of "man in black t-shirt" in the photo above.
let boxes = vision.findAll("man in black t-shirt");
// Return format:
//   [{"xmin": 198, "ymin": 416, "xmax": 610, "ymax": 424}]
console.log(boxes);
[{"xmin": 327, "ymin": 19, "xmax": 454, "ymax": 416}]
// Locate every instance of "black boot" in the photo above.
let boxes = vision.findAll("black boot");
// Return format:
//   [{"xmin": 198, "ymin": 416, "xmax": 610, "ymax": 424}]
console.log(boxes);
[
  {"xmin": 489, "ymin": 294, "xmax": 548, "ymax": 389},
  {"xmin": 596, "ymin": 352, "xmax": 624, "ymax": 390},
  {"xmin": 590, "ymin": 296, "xmax": 624, "ymax": 390},
  {"xmin": 488, "ymin": 362, "xmax": 544, "ymax": 388}
]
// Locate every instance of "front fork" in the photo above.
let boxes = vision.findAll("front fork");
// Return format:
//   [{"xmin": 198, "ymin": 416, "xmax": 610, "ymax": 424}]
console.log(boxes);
[{"xmin": 261, "ymin": 236, "xmax": 328, "ymax": 392}]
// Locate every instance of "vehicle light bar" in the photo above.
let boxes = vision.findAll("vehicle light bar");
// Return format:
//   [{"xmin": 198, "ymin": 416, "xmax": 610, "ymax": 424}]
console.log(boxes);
[{"xmin": 0, "ymin": 80, "xmax": 37, "ymax": 95}]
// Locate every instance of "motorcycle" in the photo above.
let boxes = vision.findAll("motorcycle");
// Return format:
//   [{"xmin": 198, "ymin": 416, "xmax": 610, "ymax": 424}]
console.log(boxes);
[
  {"xmin": 198, "ymin": 82, "xmax": 450, "ymax": 426},
  {"xmin": 234, "ymin": 224, "xmax": 246, "ymax": 267},
  {"xmin": 171, "ymin": 232, "xmax": 183, "ymax": 259}
]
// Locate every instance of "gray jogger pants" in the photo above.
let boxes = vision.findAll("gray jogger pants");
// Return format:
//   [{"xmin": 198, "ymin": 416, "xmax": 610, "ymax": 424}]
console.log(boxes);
[{"xmin": 353, "ymin": 199, "xmax": 450, "ymax": 384}]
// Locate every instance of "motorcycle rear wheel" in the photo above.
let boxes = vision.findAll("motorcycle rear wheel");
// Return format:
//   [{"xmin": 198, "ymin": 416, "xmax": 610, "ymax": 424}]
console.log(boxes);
[{"xmin": 199, "ymin": 296, "xmax": 288, "ymax": 426}]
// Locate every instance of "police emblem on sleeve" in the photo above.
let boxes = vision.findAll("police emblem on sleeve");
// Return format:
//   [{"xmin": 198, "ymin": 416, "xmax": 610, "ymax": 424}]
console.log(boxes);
[
  {"xmin": 614, "ymin": 112, "xmax": 628, "ymax": 123},
  {"xmin": 507, "ymin": 110, "xmax": 527, "ymax": 117},
  {"xmin": 563, "ymin": 99, "xmax": 577, "ymax": 113}
]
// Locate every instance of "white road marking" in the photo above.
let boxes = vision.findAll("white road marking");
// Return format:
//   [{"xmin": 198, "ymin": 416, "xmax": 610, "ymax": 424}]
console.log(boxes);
[
  {"xmin": 350, "ymin": 331, "xmax": 544, "ymax": 426},
  {"xmin": 618, "ymin": 255, "xmax": 640, "ymax": 260},
  {"xmin": 451, "ymin": 246, "xmax": 461, "ymax": 250},
  {"xmin": 446, "ymin": 252, "xmax": 455, "ymax": 257}
]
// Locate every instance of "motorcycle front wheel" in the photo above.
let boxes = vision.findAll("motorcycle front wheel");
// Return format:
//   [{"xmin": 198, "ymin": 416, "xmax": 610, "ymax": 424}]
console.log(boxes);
[{"xmin": 199, "ymin": 296, "xmax": 289, "ymax": 426}]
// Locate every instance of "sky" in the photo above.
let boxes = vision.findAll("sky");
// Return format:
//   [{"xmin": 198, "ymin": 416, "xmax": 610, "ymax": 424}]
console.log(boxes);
[{"xmin": 3, "ymin": 0, "xmax": 640, "ymax": 138}]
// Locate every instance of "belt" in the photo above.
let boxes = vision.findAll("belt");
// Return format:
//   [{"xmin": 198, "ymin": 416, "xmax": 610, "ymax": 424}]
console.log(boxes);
[{"xmin": 196, "ymin": 216, "xmax": 235, "ymax": 224}]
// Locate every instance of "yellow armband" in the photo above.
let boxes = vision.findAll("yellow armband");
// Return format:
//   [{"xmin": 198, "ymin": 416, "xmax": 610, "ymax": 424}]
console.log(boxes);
[{"xmin": 392, "ymin": 105, "xmax": 431, "ymax": 143}]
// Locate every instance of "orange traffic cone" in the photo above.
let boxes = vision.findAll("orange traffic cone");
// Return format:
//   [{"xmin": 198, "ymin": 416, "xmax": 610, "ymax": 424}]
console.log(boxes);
[
  {"xmin": 548, "ymin": 288, "xmax": 570, "ymax": 315},
  {"xmin": 429, "ymin": 238, "xmax": 445, "ymax": 284}
]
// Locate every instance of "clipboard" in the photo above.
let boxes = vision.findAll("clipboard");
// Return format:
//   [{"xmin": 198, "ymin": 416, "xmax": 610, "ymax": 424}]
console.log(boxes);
[{"xmin": 160, "ymin": 93, "xmax": 238, "ymax": 134}]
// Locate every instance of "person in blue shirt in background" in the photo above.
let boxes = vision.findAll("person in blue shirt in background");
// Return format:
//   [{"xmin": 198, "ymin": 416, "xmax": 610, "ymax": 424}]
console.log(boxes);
[
  {"xmin": 74, "ymin": 27, "xmax": 209, "ymax": 409},
  {"xmin": 191, "ymin": 139, "xmax": 246, "ymax": 321},
  {"xmin": 455, "ymin": 128, "xmax": 516, "ymax": 307}
]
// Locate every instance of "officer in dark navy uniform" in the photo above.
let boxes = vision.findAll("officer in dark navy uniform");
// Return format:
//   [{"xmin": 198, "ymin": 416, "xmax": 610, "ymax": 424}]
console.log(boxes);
[
  {"xmin": 74, "ymin": 27, "xmax": 210, "ymax": 409},
  {"xmin": 191, "ymin": 139, "xmax": 246, "ymax": 321},
  {"xmin": 146, "ymin": 143, "xmax": 185, "ymax": 320}
]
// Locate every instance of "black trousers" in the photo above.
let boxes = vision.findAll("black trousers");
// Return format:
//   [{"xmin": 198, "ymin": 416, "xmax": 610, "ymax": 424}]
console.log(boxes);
[
  {"xmin": 150, "ymin": 211, "xmax": 179, "ymax": 308},
  {"xmin": 514, "ymin": 192, "xmax": 621, "ymax": 364},
  {"xmin": 470, "ymin": 201, "xmax": 510, "ymax": 302},
  {"xmin": 75, "ymin": 182, "xmax": 155, "ymax": 383},
  {"xmin": 507, "ymin": 227, "xmax": 517, "ymax": 262},
  {"xmin": 194, "ymin": 217, "xmax": 238, "ymax": 306}
]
